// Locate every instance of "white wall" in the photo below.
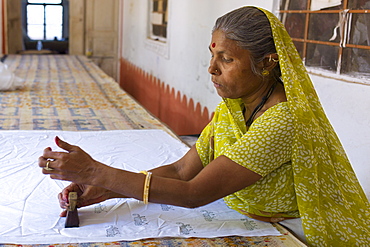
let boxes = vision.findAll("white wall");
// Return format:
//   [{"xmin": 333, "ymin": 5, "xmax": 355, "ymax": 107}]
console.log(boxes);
[
  {"xmin": 311, "ymin": 74, "xmax": 370, "ymax": 199},
  {"xmin": 121, "ymin": 0, "xmax": 274, "ymax": 112}
]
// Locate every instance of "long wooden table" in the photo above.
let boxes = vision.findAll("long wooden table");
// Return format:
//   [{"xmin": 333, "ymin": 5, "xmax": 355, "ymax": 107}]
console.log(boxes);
[{"xmin": 0, "ymin": 55, "xmax": 306, "ymax": 246}]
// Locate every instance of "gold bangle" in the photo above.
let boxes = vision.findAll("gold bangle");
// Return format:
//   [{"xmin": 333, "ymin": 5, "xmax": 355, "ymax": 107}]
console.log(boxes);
[{"xmin": 139, "ymin": 171, "xmax": 152, "ymax": 204}]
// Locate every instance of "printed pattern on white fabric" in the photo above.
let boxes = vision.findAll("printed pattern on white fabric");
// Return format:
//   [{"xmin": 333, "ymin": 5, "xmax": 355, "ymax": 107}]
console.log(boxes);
[{"xmin": 0, "ymin": 130, "xmax": 280, "ymax": 244}]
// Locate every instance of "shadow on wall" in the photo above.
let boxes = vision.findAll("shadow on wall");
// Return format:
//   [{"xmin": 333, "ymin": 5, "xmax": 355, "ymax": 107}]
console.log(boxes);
[{"xmin": 119, "ymin": 58, "xmax": 212, "ymax": 136}]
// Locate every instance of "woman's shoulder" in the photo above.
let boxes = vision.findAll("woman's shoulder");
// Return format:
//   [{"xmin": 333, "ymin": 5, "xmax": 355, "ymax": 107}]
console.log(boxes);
[
  {"xmin": 254, "ymin": 102, "xmax": 293, "ymax": 126},
  {"xmin": 247, "ymin": 102, "xmax": 294, "ymax": 141}
]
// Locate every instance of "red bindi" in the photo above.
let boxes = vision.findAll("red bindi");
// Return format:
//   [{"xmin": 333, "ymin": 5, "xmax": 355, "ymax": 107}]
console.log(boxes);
[{"xmin": 212, "ymin": 43, "xmax": 216, "ymax": 48}]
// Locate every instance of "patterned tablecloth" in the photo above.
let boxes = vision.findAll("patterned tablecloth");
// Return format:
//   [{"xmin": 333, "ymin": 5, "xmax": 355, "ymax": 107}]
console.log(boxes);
[
  {"xmin": 0, "ymin": 55, "xmax": 306, "ymax": 246},
  {"xmin": 1, "ymin": 55, "xmax": 169, "ymax": 132}
]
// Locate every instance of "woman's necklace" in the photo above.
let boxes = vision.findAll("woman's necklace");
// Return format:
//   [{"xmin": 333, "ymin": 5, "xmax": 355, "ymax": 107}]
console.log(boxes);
[{"xmin": 245, "ymin": 82, "xmax": 277, "ymax": 127}]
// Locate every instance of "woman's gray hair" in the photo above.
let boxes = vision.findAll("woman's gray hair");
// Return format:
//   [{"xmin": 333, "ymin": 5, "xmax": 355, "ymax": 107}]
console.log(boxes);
[{"xmin": 213, "ymin": 6, "xmax": 281, "ymax": 80}]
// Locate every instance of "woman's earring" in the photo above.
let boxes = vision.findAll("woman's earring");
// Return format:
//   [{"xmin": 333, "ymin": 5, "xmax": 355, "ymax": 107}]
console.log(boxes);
[
  {"xmin": 269, "ymin": 55, "xmax": 279, "ymax": 63},
  {"xmin": 262, "ymin": 69, "xmax": 270, "ymax": 76}
]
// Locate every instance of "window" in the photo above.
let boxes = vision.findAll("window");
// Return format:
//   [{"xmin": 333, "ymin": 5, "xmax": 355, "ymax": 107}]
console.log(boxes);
[
  {"xmin": 279, "ymin": 0, "xmax": 370, "ymax": 78},
  {"xmin": 24, "ymin": 0, "xmax": 67, "ymax": 41},
  {"xmin": 149, "ymin": 0, "xmax": 168, "ymax": 42},
  {"xmin": 145, "ymin": 0, "xmax": 170, "ymax": 58}
]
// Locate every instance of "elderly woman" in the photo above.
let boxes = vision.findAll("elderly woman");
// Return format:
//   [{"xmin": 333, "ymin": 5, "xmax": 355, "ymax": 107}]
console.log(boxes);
[{"xmin": 39, "ymin": 6, "xmax": 369, "ymax": 246}]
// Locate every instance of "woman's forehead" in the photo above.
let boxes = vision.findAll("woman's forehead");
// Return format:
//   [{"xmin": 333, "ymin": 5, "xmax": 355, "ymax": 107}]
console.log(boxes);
[{"xmin": 210, "ymin": 30, "xmax": 244, "ymax": 54}]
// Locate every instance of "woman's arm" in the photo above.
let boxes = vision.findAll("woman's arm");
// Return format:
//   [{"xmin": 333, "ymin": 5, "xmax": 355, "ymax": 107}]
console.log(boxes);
[
  {"xmin": 148, "ymin": 145, "xmax": 204, "ymax": 181},
  {"xmin": 41, "ymin": 137, "xmax": 261, "ymax": 209},
  {"xmin": 146, "ymin": 154, "xmax": 262, "ymax": 207},
  {"xmin": 44, "ymin": 137, "xmax": 205, "ymax": 211}
]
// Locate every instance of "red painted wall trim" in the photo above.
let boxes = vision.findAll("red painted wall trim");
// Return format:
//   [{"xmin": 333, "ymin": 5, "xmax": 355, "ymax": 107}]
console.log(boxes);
[{"xmin": 119, "ymin": 58, "xmax": 212, "ymax": 136}]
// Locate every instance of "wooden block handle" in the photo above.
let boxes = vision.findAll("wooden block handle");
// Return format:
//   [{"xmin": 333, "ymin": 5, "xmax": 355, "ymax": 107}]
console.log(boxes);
[{"xmin": 68, "ymin": 192, "xmax": 77, "ymax": 211}]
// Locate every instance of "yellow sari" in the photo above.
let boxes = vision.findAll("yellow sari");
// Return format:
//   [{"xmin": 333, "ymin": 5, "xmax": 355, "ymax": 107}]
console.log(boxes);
[
  {"xmin": 260, "ymin": 7, "xmax": 370, "ymax": 246},
  {"xmin": 197, "ymin": 6, "xmax": 370, "ymax": 246}
]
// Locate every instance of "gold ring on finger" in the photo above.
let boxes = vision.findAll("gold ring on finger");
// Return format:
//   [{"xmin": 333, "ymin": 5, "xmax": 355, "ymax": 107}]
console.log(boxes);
[{"xmin": 44, "ymin": 160, "xmax": 54, "ymax": 171}]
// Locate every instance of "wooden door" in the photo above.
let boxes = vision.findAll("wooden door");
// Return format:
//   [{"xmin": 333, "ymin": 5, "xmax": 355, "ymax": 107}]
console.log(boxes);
[
  {"xmin": 85, "ymin": 0, "xmax": 119, "ymax": 80},
  {"xmin": 69, "ymin": 0, "xmax": 85, "ymax": 56},
  {"xmin": 5, "ymin": 0, "xmax": 23, "ymax": 54}
]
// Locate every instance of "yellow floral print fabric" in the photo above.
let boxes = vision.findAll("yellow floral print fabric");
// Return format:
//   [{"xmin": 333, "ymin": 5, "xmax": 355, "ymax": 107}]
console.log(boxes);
[
  {"xmin": 196, "ymin": 6, "xmax": 370, "ymax": 246},
  {"xmin": 196, "ymin": 100, "xmax": 300, "ymax": 218},
  {"xmin": 259, "ymin": 7, "xmax": 370, "ymax": 246}
]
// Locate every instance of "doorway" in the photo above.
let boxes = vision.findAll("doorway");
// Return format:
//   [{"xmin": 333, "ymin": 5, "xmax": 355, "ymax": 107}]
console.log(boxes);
[
  {"xmin": 5, "ymin": 0, "xmax": 119, "ymax": 80},
  {"xmin": 6, "ymin": 0, "xmax": 69, "ymax": 54}
]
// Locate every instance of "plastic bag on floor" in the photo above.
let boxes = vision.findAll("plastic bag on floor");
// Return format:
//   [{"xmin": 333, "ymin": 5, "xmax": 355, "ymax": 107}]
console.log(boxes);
[{"xmin": 0, "ymin": 62, "xmax": 24, "ymax": 91}]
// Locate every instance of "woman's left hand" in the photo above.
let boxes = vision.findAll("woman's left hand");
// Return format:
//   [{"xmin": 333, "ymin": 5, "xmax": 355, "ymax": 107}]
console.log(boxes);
[
  {"xmin": 38, "ymin": 136, "xmax": 106, "ymax": 185},
  {"xmin": 58, "ymin": 182, "xmax": 125, "ymax": 217}
]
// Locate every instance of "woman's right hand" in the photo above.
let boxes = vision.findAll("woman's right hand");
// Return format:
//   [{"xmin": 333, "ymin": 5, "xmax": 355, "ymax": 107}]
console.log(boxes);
[{"xmin": 58, "ymin": 183, "xmax": 120, "ymax": 217}]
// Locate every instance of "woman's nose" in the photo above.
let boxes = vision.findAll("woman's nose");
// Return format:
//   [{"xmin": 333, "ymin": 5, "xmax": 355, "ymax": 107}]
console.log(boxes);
[{"xmin": 208, "ymin": 63, "xmax": 220, "ymax": 75}]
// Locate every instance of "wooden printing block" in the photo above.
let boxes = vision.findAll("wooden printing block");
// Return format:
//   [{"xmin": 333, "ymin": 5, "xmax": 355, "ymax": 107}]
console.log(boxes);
[{"xmin": 65, "ymin": 192, "xmax": 80, "ymax": 228}]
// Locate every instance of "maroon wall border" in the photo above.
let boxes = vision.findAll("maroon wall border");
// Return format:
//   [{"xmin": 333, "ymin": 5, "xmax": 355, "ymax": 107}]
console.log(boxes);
[{"xmin": 119, "ymin": 58, "xmax": 212, "ymax": 135}]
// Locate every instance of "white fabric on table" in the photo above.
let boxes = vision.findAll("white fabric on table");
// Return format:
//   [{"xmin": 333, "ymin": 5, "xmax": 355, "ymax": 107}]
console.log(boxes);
[{"xmin": 0, "ymin": 130, "xmax": 280, "ymax": 244}]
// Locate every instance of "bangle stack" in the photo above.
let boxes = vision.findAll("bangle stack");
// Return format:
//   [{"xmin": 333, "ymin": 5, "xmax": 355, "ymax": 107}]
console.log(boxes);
[{"xmin": 139, "ymin": 170, "xmax": 152, "ymax": 204}]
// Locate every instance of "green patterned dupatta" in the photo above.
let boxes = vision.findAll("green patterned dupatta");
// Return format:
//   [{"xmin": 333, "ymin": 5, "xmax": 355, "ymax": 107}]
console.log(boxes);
[{"xmin": 257, "ymin": 7, "xmax": 370, "ymax": 247}]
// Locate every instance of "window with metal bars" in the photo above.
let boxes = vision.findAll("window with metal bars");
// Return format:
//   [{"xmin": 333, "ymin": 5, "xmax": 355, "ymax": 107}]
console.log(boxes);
[
  {"xmin": 279, "ymin": 0, "xmax": 370, "ymax": 78},
  {"xmin": 149, "ymin": 0, "xmax": 168, "ymax": 42}
]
